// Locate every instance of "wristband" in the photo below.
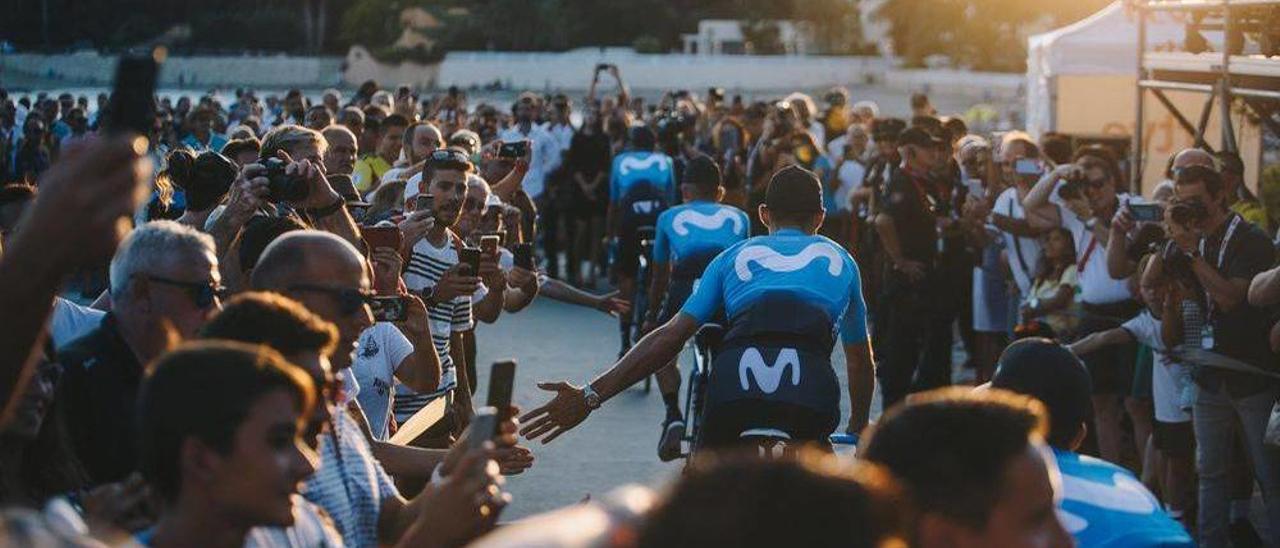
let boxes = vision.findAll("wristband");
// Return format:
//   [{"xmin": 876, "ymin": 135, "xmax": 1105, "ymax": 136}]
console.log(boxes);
[{"xmin": 305, "ymin": 198, "xmax": 345, "ymax": 219}]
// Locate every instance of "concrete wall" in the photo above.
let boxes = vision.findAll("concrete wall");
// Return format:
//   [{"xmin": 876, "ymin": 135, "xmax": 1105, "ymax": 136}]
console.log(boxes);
[
  {"xmin": 342, "ymin": 46, "xmax": 440, "ymax": 88},
  {"xmin": 435, "ymin": 49, "xmax": 898, "ymax": 91},
  {"xmin": 0, "ymin": 50, "xmax": 344, "ymax": 88}
]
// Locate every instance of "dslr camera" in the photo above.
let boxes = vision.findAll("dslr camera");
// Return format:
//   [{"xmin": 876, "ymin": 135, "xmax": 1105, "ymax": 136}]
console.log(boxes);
[
  {"xmin": 262, "ymin": 157, "xmax": 309, "ymax": 203},
  {"xmin": 1168, "ymin": 198, "xmax": 1209, "ymax": 228}
]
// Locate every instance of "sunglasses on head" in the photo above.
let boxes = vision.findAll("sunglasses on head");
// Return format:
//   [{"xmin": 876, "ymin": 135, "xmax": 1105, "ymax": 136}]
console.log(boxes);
[
  {"xmin": 289, "ymin": 284, "xmax": 375, "ymax": 316},
  {"xmin": 428, "ymin": 148, "xmax": 472, "ymax": 167},
  {"xmin": 144, "ymin": 275, "xmax": 226, "ymax": 309}
]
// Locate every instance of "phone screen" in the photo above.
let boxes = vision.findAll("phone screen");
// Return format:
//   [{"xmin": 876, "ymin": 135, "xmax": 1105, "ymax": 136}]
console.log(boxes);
[
  {"xmin": 414, "ymin": 194, "xmax": 434, "ymax": 214},
  {"xmin": 479, "ymin": 235, "xmax": 500, "ymax": 255},
  {"xmin": 498, "ymin": 141, "xmax": 529, "ymax": 159},
  {"xmin": 1129, "ymin": 201, "xmax": 1165, "ymax": 223},
  {"xmin": 1014, "ymin": 158, "xmax": 1042, "ymax": 176},
  {"xmin": 370, "ymin": 296, "xmax": 408, "ymax": 322}
]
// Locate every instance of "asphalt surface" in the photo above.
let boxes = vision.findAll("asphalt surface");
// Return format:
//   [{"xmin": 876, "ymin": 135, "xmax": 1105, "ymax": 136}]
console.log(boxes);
[{"xmin": 472, "ymin": 297, "xmax": 863, "ymax": 520}]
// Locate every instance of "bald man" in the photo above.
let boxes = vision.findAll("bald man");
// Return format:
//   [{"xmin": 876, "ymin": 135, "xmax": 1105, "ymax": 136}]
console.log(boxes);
[{"xmin": 322, "ymin": 125, "xmax": 359, "ymax": 177}]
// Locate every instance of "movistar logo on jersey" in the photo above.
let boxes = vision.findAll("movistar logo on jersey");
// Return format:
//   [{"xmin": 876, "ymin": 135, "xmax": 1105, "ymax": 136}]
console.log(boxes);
[
  {"xmin": 618, "ymin": 154, "xmax": 670, "ymax": 176},
  {"xmin": 739, "ymin": 348, "xmax": 801, "ymax": 394},
  {"xmin": 733, "ymin": 242, "xmax": 844, "ymax": 282},
  {"xmin": 1059, "ymin": 470, "xmax": 1159, "ymax": 535},
  {"xmin": 672, "ymin": 208, "xmax": 745, "ymax": 237}
]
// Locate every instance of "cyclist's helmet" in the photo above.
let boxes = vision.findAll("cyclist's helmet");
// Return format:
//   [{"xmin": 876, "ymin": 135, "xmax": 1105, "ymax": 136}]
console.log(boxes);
[{"xmin": 627, "ymin": 125, "xmax": 657, "ymax": 152}]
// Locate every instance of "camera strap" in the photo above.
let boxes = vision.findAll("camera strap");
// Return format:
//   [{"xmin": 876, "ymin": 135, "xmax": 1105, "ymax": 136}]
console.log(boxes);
[
  {"xmin": 1078, "ymin": 236, "xmax": 1099, "ymax": 274},
  {"xmin": 1199, "ymin": 214, "xmax": 1242, "ymax": 320},
  {"xmin": 1006, "ymin": 196, "xmax": 1031, "ymax": 282}
]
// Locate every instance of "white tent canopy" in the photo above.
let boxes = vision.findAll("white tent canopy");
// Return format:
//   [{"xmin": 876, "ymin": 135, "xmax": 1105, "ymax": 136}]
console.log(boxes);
[{"xmin": 1025, "ymin": 2, "xmax": 1187, "ymax": 136}]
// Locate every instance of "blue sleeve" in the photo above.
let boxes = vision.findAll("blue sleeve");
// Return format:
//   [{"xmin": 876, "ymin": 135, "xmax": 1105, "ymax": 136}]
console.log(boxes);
[
  {"xmin": 838, "ymin": 259, "xmax": 869, "ymax": 345},
  {"xmin": 679, "ymin": 248, "xmax": 728, "ymax": 323},
  {"xmin": 653, "ymin": 211, "xmax": 671, "ymax": 264}
]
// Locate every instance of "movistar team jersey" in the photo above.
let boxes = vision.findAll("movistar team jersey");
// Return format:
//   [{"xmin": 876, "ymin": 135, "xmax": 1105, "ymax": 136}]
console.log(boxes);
[
  {"xmin": 653, "ymin": 201, "xmax": 750, "ymax": 279},
  {"xmin": 609, "ymin": 151, "xmax": 677, "ymax": 207},
  {"xmin": 680, "ymin": 228, "xmax": 869, "ymax": 345},
  {"xmin": 1054, "ymin": 449, "xmax": 1193, "ymax": 547}
]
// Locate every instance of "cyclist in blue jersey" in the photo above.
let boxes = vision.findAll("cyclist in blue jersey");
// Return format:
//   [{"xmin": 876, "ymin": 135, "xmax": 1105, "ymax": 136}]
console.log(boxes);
[
  {"xmin": 642, "ymin": 154, "xmax": 750, "ymax": 461},
  {"xmin": 522, "ymin": 165, "xmax": 875, "ymax": 452},
  {"xmin": 991, "ymin": 338, "xmax": 1194, "ymax": 547},
  {"xmin": 608, "ymin": 126, "xmax": 678, "ymax": 356}
]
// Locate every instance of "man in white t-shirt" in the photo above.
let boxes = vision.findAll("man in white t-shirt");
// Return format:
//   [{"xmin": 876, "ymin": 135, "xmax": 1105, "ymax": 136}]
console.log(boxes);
[
  {"xmin": 1025, "ymin": 146, "xmax": 1140, "ymax": 466},
  {"xmin": 498, "ymin": 96, "xmax": 561, "ymax": 201}
]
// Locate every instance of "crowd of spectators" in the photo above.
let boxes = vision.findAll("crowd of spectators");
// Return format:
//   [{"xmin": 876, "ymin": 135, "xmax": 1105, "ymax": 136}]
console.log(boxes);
[{"xmin": 1, "ymin": 64, "xmax": 1279, "ymax": 547}]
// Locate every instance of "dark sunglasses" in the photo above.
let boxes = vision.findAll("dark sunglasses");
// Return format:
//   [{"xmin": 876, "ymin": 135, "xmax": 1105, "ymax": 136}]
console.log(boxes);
[
  {"xmin": 289, "ymin": 284, "xmax": 374, "ymax": 316},
  {"xmin": 144, "ymin": 275, "xmax": 226, "ymax": 309}
]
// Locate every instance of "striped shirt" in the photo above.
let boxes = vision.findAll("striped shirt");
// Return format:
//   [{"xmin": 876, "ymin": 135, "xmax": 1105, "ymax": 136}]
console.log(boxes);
[
  {"xmin": 397, "ymin": 231, "xmax": 474, "ymax": 421},
  {"xmin": 300, "ymin": 405, "xmax": 398, "ymax": 548}
]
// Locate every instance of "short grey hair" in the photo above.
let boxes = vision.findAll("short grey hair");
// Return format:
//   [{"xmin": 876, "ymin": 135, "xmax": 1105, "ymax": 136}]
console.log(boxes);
[{"xmin": 109, "ymin": 221, "xmax": 216, "ymax": 298}]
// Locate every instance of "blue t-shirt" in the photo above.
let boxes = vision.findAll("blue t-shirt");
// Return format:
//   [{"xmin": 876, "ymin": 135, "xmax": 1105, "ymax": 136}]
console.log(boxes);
[
  {"xmin": 1054, "ymin": 449, "xmax": 1193, "ymax": 547},
  {"xmin": 653, "ymin": 201, "xmax": 750, "ymax": 277},
  {"xmin": 609, "ymin": 151, "xmax": 677, "ymax": 206},
  {"xmin": 680, "ymin": 228, "xmax": 868, "ymax": 345}
]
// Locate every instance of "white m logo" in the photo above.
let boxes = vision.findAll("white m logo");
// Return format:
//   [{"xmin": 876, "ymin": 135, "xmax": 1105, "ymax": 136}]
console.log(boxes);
[
  {"xmin": 733, "ymin": 243, "xmax": 843, "ymax": 281},
  {"xmin": 739, "ymin": 348, "xmax": 801, "ymax": 394},
  {"xmin": 672, "ymin": 208, "xmax": 744, "ymax": 236},
  {"xmin": 618, "ymin": 154, "xmax": 669, "ymax": 176}
]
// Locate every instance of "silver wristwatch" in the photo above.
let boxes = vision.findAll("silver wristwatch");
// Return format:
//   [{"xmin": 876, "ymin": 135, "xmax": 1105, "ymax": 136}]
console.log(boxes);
[{"xmin": 582, "ymin": 384, "xmax": 602, "ymax": 410}]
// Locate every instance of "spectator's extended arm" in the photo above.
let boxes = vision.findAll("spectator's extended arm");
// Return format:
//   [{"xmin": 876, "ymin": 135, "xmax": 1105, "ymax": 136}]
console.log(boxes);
[{"xmin": 0, "ymin": 136, "xmax": 147, "ymax": 424}]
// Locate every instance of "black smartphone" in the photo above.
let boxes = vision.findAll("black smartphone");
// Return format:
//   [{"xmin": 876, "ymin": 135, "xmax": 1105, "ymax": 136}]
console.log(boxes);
[
  {"xmin": 459, "ymin": 247, "xmax": 481, "ymax": 275},
  {"xmin": 370, "ymin": 296, "xmax": 408, "ymax": 322},
  {"xmin": 498, "ymin": 140, "xmax": 529, "ymax": 159},
  {"xmin": 513, "ymin": 242, "xmax": 534, "ymax": 270},
  {"xmin": 487, "ymin": 360, "xmax": 517, "ymax": 422},
  {"xmin": 103, "ymin": 49, "xmax": 161, "ymax": 136},
  {"xmin": 1129, "ymin": 201, "xmax": 1165, "ymax": 223},
  {"xmin": 414, "ymin": 194, "xmax": 434, "ymax": 215}
]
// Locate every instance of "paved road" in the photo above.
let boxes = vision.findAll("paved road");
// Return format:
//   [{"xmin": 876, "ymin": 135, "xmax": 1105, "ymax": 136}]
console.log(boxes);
[{"xmin": 472, "ymin": 297, "xmax": 865, "ymax": 520}]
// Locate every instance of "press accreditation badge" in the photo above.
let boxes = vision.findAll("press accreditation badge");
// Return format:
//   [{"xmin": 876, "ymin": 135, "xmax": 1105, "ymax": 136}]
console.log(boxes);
[{"xmin": 1200, "ymin": 324, "xmax": 1215, "ymax": 350}]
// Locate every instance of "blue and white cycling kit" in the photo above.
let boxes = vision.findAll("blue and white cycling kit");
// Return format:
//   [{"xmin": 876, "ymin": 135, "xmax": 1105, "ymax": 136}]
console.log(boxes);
[
  {"xmin": 1054, "ymin": 449, "xmax": 1193, "ymax": 547},
  {"xmin": 609, "ymin": 150, "xmax": 678, "ymax": 277},
  {"xmin": 679, "ymin": 228, "xmax": 869, "ymax": 447},
  {"xmin": 652, "ymin": 200, "xmax": 750, "ymax": 322}
]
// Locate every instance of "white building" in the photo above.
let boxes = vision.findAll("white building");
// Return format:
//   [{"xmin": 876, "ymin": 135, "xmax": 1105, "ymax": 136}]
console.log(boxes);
[{"xmin": 680, "ymin": 20, "xmax": 815, "ymax": 56}]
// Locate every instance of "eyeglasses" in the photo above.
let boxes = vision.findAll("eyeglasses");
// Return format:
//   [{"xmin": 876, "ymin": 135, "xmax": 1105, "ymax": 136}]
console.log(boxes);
[
  {"xmin": 289, "ymin": 284, "xmax": 374, "ymax": 316},
  {"xmin": 144, "ymin": 275, "xmax": 226, "ymax": 309}
]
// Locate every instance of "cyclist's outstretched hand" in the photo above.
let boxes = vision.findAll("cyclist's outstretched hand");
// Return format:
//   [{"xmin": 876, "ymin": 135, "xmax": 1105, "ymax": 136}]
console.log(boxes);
[{"xmin": 519, "ymin": 382, "xmax": 590, "ymax": 444}]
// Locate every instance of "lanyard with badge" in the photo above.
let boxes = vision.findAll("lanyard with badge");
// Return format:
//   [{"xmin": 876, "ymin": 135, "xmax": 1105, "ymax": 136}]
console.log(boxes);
[{"xmin": 1196, "ymin": 214, "xmax": 1242, "ymax": 349}]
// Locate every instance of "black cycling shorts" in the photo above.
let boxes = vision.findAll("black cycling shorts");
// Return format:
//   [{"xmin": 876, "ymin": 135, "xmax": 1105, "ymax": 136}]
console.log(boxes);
[
  {"xmin": 695, "ymin": 344, "xmax": 840, "ymax": 451},
  {"xmin": 613, "ymin": 233, "xmax": 642, "ymax": 279}
]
